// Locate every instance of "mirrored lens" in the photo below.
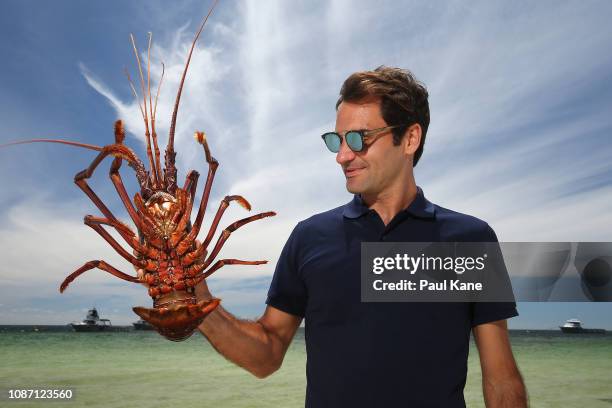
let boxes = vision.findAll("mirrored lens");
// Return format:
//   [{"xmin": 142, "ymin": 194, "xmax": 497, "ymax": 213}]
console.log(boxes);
[
  {"xmin": 323, "ymin": 133, "xmax": 341, "ymax": 153},
  {"xmin": 346, "ymin": 131, "xmax": 364, "ymax": 152}
]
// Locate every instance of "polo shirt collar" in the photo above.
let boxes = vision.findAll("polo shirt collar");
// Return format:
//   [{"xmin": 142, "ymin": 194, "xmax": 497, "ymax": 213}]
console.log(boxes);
[{"xmin": 342, "ymin": 186, "xmax": 436, "ymax": 219}]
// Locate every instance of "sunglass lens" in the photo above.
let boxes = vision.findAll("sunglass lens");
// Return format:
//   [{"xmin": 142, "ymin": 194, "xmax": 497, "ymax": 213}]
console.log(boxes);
[
  {"xmin": 346, "ymin": 131, "xmax": 363, "ymax": 152},
  {"xmin": 323, "ymin": 133, "xmax": 341, "ymax": 153}
]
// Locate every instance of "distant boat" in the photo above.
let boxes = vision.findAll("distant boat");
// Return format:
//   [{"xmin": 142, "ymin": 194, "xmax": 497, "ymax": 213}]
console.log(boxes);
[
  {"xmin": 70, "ymin": 308, "xmax": 112, "ymax": 332},
  {"xmin": 132, "ymin": 319, "xmax": 154, "ymax": 331},
  {"xmin": 559, "ymin": 319, "xmax": 606, "ymax": 334}
]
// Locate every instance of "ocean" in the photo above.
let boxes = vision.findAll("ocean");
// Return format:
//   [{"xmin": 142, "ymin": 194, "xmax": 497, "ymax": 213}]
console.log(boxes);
[{"xmin": 1, "ymin": 327, "xmax": 611, "ymax": 407}]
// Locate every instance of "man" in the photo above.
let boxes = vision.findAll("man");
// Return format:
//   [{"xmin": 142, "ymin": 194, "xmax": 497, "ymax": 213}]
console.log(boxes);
[{"xmin": 196, "ymin": 66, "xmax": 527, "ymax": 407}]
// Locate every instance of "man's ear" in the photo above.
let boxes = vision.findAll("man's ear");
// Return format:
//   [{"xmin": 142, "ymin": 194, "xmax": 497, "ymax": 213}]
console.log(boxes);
[{"xmin": 402, "ymin": 123, "xmax": 422, "ymax": 156}]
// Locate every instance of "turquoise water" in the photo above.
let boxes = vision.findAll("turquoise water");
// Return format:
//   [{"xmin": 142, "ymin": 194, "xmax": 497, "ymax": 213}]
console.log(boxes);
[{"xmin": 1, "ymin": 329, "xmax": 611, "ymax": 407}]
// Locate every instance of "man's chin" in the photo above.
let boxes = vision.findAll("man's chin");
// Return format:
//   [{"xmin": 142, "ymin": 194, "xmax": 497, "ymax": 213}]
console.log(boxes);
[{"xmin": 345, "ymin": 180, "xmax": 364, "ymax": 194}]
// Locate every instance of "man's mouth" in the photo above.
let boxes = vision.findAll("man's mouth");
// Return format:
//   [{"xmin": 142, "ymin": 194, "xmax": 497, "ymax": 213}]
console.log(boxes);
[{"xmin": 344, "ymin": 167, "xmax": 365, "ymax": 178}]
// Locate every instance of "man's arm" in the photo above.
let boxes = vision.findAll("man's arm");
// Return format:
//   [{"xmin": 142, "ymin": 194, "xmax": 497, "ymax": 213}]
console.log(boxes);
[
  {"xmin": 473, "ymin": 319, "xmax": 528, "ymax": 408},
  {"xmin": 195, "ymin": 280, "xmax": 302, "ymax": 379}
]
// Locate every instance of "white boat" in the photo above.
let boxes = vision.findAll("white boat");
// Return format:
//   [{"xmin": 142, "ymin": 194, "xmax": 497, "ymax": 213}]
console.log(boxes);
[
  {"xmin": 132, "ymin": 319, "xmax": 154, "ymax": 330},
  {"xmin": 70, "ymin": 308, "xmax": 112, "ymax": 332},
  {"xmin": 559, "ymin": 319, "xmax": 605, "ymax": 334}
]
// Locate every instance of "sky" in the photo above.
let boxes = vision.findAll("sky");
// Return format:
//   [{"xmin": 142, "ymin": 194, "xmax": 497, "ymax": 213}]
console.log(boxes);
[{"xmin": 0, "ymin": 0, "xmax": 611, "ymax": 329}]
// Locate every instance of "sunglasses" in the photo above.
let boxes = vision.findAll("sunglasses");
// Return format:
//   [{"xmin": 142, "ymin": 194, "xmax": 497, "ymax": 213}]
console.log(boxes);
[{"xmin": 321, "ymin": 124, "xmax": 409, "ymax": 153}]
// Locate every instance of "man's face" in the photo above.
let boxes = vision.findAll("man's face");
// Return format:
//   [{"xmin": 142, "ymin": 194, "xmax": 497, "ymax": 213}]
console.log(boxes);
[{"xmin": 335, "ymin": 100, "xmax": 410, "ymax": 196}]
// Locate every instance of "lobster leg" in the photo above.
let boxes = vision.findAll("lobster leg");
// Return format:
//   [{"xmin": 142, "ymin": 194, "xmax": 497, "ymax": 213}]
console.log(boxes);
[
  {"xmin": 86, "ymin": 216, "xmax": 161, "ymax": 260},
  {"xmin": 174, "ymin": 132, "xmax": 218, "ymax": 249},
  {"xmin": 83, "ymin": 213, "xmax": 142, "ymax": 251},
  {"xmin": 196, "ymin": 211, "xmax": 276, "ymax": 270},
  {"xmin": 171, "ymin": 171, "xmax": 200, "ymax": 231},
  {"xmin": 178, "ymin": 195, "xmax": 251, "ymax": 263},
  {"xmin": 169, "ymin": 190, "xmax": 195, "ymax": 248},
  {"xmin": 74, "ymin": 143, "xmax": 146, "ymax": 226},
  {"xmin": 107, "ymin": 120, "xmax": 142, "ymax": 230},
  {"xmin": 192, "ymin": 259, "xmax": 268, "ymax": 283},
  {"xmin": 183, "ymin": 170, "xmax": 200, "ymax": 203},
  {"xmin": 132, "ymin": 193, "xmax": 167, "ymax": 249},
  {"xmin": 202, "ymin": 195, "xmax": 251, "ymax": 248},
  {"xmin": 110, "ymin": 158, "xmax": 142, "ymax": 231},
  {"xmin": 75, "ymin": 178, "xmax": 117, "ymax": 225},
  {"xmin": 59, "ymin": 260, "xmax": 139, "ymax": 293},
  {"xmin": 83, "ymin": 215, "xmax": 148, "ymax": 269}
]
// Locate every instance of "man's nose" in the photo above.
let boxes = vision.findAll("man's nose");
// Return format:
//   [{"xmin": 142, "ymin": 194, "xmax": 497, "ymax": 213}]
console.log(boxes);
[{"xmin": 335, "ymin": 137, "xmax": 356, "ymax": 165}]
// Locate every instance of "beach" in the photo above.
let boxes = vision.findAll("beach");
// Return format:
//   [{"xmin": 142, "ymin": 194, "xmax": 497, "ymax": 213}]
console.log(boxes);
[{"xmin": 1, "ymin": 328, "xmax": 611, "ymax": 407}]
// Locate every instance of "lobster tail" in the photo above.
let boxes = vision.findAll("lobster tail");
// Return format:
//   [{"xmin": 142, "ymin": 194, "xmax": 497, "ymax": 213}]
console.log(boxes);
[{"xmin": 133, "ymin": 298, "xmax": 220, "ymax": 341}]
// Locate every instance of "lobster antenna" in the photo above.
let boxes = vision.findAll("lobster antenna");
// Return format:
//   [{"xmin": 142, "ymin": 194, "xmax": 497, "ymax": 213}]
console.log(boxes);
[
  {"xmin": 0, "ymin": 139, "xmax": 104, "ymax": 152},
  {"xmin": 130, "ymin": 34, "xmax": 151, "ymax": 137},
  {"xmin": 147, "ymin": 32, "xmax": 154, "ymax": 128},
  {"xmin": 146, "ymin": 32, "xmax": 162, "ymax": 187},
  {"xmin": 152, "ymin": 62, "xmax": 165, "ymax": 178},
  {"xmin": 167, "ymin": 0, "xmax": 220, "ymax": 156},
  {"xmin": 153, "ymin": 63, "xmax": 165, "ymax": 122},
  {"xmin": 124, "ymin": 67, "xmax": 147, "ymax": 122},
  {"xmin": 130, "ymin": 33, "xmax": 157, "ymax": 185}
]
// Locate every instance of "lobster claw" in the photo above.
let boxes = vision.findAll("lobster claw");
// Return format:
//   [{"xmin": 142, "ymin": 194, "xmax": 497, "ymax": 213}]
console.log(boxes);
[{"xmin": 133, "ymin": 298, "xmax": 220, "ymax": 341}]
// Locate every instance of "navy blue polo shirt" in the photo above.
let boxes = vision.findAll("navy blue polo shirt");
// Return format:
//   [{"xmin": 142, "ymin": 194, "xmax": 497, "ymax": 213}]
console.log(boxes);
[{"xmin": 266, "ymin": 187, "xmax": 518, "ymax": 408}]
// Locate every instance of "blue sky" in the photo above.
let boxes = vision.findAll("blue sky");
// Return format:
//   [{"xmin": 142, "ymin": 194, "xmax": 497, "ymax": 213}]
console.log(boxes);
[{"xmin": 0, "ymin": 0, "xmax": 611, "ymax": 329}]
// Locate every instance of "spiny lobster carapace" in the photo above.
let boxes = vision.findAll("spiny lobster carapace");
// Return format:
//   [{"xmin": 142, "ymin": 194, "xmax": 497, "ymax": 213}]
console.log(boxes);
[{"xmin": 1, "ymin": 0, "xmax": 275, "ymax": 341}]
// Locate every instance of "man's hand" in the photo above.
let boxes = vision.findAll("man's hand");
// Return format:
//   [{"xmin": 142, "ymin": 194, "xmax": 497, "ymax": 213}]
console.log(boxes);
[
  {"xmin": 474, "ymin": 320, "xmax": 528, "ymax": 407},
  {"xmin": 194, "ymin": 278, "xmax": 214, "ymax": 301},
  {"xmin": 131, "ymin": 241, "xmax": 300, "ymax": 378}
]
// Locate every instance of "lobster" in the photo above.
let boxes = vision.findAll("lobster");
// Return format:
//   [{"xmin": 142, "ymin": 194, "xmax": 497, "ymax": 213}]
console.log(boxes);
[{"xmin": 0, "ymin": 0, "xmax": 275, "ymax": 341}]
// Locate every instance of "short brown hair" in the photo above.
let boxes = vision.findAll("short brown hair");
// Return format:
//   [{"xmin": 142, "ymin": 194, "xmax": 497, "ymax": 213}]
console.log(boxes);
[{"xmin": 336, "ymin": 66, "xmax": 430, "ymax": 166}]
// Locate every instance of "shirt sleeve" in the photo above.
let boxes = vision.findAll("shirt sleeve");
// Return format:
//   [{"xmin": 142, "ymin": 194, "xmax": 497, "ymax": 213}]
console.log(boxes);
[
  {"xmin": 265, "ymin": 222, "xmax": 307, "ymax": 318},
  {"xmin": 471, "ymin": 223, "xmax": 519, "ymax": 327}
]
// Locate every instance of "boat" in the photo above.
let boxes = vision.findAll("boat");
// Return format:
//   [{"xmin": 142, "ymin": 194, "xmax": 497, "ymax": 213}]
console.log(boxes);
[
  {"xmin": 132, "ymin": 319, "xmax": 155, "ymax": 330},
  {"xmin": 70, "ymin": 308, "xmax": 112, "ymax": 332},
  {"xmin": 559, "ymin": 319, "xmax": 606, "ymax": 334}
]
